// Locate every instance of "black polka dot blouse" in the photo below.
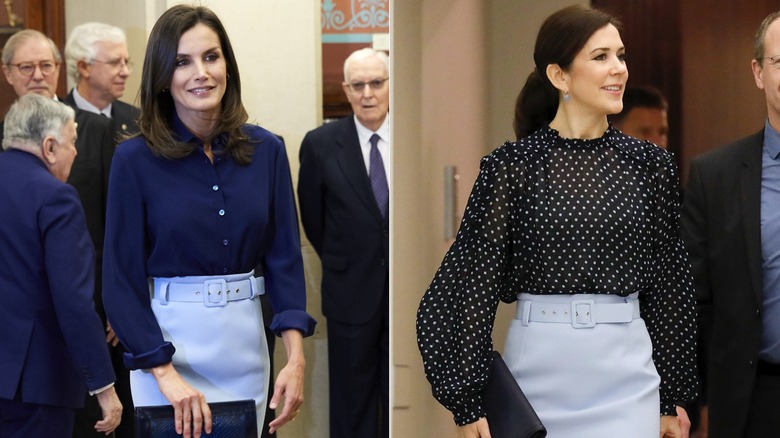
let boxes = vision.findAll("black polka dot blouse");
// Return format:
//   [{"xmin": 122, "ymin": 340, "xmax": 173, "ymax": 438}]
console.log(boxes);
[{"xmin": 416, "ymin": 126, "xmax": 697, "ymax": 426}]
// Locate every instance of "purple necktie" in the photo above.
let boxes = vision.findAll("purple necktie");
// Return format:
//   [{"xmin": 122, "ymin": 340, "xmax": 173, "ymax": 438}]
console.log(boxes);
[{"xmin": 369, "ymin": 133, "xmax": 388, "ymax": 218}]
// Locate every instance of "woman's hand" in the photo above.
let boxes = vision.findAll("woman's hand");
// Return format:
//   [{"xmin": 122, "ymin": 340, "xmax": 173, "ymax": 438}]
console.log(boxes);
[
  {"xmin": 152, "ymin": 362, "xmax": 212, "ymax": 438},
  {"xmin": 457, "ymin": 417, "xmax": 491, "ymax": 438},
  {"xmin": 675, "ymin": 405, "xmax": 691, "ymax": 438},
  {"xmin": 267, "ymin": 329, "xmax": 305, "ymax": 434},
  {"xmin": 661, "ymin": 414, "xmax": 683, "ymax": 438}
]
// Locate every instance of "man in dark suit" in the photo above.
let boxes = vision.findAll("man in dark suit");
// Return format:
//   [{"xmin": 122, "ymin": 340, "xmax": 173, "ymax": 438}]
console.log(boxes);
[
  {"xmin": 64, "ymin": 23, "xmax": 139, "ymax": 438},
  {"xmin": 298, "ymin": 48, "xmax": 389, "ymax": 438},
  {"xmin": 0, "ymin": 93, "xmax": 122, "ymax": 436},
  {"xmin": 64, "ymin": 22, "xmax": 139, "ymax": 141},
  {"xmin": 1, "ymin": 29, "xmax": 121, "ymax": 438},
  {"xmin": 681, "ymin": 10, "xmax": 780, "ymax": 437}
]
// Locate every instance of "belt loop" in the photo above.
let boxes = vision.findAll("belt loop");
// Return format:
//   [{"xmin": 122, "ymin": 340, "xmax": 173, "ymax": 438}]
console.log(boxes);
[
  {"xmin": 250, "ymin": 276, "xmax": 265, "ymax": 298},
  {"xmin": 158, "ymin": 281, "xmax": 170, "ymax": 306},
  {"xmin": 520, "ymin": 301, "xmax": 531, "ymax": 326}
]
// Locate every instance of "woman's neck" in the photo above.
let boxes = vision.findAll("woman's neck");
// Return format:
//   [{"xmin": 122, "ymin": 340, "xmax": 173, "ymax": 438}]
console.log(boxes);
[
  {"xmin": 179, "ymin": 111, "xmax": 220, "ymax": 143},
  {"xmin": 549, "ymin": 109, "xmax": 608, "ymax": 140}
]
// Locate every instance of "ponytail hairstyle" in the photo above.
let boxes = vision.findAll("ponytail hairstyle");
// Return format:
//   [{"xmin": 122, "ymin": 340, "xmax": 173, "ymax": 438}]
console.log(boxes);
[{"xmin": 513, "ymin": 5, "xmax": 621, "ymax": 139}]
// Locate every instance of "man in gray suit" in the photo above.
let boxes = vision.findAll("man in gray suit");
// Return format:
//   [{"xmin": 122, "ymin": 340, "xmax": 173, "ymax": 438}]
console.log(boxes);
[{"xmin": 681, "ymin": 9, "xmax": 780, "ymax": 437}]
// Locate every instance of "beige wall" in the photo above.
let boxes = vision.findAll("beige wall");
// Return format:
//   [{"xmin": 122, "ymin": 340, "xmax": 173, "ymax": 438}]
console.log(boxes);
[
  {"xmin": 64, "ymin": 1, "xmax": 325, "ymax": 437},
  {"xmin": 392, "ymin": 1, "xmax": 586, "ymax": 436}
]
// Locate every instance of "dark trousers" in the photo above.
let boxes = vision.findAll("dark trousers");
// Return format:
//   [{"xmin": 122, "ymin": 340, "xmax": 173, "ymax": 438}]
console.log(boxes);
[
  {"xmin": 327, "ymin": 284, "xmax": 388, "ymax": 438},
  {"xmin": 72, "ymin": 343, "xmax": 134, "ymax": 437},
  {"xmin": 744, "ymin": 361, "xmax": 780, "ymax": 437},
  {"xmin": 0, "ymin": 397, "xmax": 74, "ymax": 438}
]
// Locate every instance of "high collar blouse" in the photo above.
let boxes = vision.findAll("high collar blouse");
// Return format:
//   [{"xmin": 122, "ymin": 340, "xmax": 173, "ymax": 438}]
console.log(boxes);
[{"xmin": 416, "ymin": 126, "xmax": 697, "ymax": 425}]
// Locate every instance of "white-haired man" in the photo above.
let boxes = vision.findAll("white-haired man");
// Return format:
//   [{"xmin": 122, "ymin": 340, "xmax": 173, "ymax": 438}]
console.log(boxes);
[
  {"xmin": 0, "ymin": 94, "xmax": 122, "ymax": 437},
  {"xmin": 298, "ymin": 48, "xmax": 390, "ymax": 438},
  {"xmin": 65, "ymin": 22, "xmax": 139, "ymax": 138}
]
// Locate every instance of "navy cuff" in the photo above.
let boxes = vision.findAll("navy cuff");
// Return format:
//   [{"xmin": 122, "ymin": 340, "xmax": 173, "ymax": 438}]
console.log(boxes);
[
  {"xmin": 123, "ymin": 342, "xmax": 176, "ymax": 370},
  {"xmin": 270, "ymin": 309, "xmax": 317, "ymax": 337}
]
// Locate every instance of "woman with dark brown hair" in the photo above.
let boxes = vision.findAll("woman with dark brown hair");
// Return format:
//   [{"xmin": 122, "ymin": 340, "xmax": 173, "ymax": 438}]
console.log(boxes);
[
  {"xmin": 417, "ymin": 5, "xmax": 696, "ymax": 438},
  {"xmin": 102, "ymin": 5, "xmax": 315, "ymax": 437}
]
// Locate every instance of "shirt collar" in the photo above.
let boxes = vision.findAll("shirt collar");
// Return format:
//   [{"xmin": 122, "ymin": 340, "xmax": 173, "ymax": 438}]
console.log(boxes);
[
  {"xmin": 72, "ymin": 88, "xmax": 112, "ymax": 118},
  {"xmin": 171, "ymin": 112, "xmax": 229, "ymax": 151},
  {"xmin": 764, "ymin": 119, "xmax": 780, "ymax": 160},
  {"xmin": 353, "ymin": 114, "xmax": 390, "ymax": 146}
]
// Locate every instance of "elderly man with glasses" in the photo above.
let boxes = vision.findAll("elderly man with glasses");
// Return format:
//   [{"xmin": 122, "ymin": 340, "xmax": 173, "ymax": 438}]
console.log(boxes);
[
  {"xmin": 298, "ymin": 47, "xmax": 390, "ymax": 438},
  {"xmin": 0, "ymin": 29, "xmax": 121, "ymax": 438},
  {"xmin": 65, "ymin": 22, "xmax": 140, "ymax": 139}
]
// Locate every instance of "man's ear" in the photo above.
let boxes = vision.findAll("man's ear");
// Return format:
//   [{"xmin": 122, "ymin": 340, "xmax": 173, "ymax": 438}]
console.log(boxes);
[
  {"xmin": 546, "ymin": 63, "xmax": 568, "ymax": 94},
  {"xmin": 77, "ymin": 59, "xmax": 91, "ymax": 80},
  {"xmin": 42, "ymin": 136, "xmax": 57, "ymax": 164},
  {"xmin": 2, "ymin": 65, "xmax": 12, "ymax": 85},
  {"xmin": 341, "ymin": 82, "xmax": 350, "ymax": 99}
]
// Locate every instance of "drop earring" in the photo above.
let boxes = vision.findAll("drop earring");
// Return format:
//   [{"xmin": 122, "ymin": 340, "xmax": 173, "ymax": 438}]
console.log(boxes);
[{"xmin": 563, "ymin": 91, "xmax": 571, "ymax": 103}]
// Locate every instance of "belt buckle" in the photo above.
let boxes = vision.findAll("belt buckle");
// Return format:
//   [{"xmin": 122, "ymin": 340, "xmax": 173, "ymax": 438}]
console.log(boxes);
[
  {"xmin": 203, "ymin": 279, "xmax": 228, "ymax": 307},
  {"xmin": 571, "ymin": 299, "xmax": 596, "ymax": 328}
]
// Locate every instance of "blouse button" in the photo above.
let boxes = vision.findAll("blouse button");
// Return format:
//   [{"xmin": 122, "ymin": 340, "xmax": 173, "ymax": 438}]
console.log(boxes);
[
  {"xmin": 223, "ymin": 267, "xmax": 229, "ymax": 273},
  {"xmin": 212, "ymin": 185, "xmax": 219, "ymax": 191},
  {"xmin": 218, "ymin": 209, "xmax": 225, "ymax": 216},
  {"xmin": 223, "ymin": 239, "xmax": 229, "ymax": 246}
]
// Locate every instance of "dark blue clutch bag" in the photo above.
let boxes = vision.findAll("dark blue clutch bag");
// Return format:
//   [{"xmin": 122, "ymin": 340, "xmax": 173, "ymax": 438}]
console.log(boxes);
[
  {"xmin": 484, "ymin": 351, "xmax": 547, "ymax": 438},
  {"xmin": 134, "ymin": 399, "xmax": 258, "ymax": 438}
]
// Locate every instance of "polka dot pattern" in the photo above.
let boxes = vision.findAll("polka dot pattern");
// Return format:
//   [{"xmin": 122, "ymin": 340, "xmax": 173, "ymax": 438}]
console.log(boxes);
[{"xmin": 416, "ymin": 126, "xmax": 698, "ymax": 425}]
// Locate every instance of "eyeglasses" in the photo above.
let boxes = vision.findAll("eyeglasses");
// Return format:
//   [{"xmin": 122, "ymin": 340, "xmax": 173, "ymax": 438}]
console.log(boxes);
[
  {"xmin": 761, "ymin": 55, "xmax": 780, "ymax": 69},
  {"xmin": 92, "ymin": 58, "xmax": 134, "ymax": 72},
  {"xmin": 346, "ymin": 77, "xmax": 388, "ymax": 93},
  {"xmin": 8, "ymin": 61, "xmax": 59, "ymax": 77}
]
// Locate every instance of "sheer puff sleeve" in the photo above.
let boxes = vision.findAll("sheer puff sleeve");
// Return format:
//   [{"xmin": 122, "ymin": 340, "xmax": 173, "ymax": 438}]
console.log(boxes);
[
  {"xmin": 642, "ymin": 150, "xmax": 698, "ymax": 415},
  {"xmin": 416, "ymin": 146, "xmax": 520, "ymax": 425}
]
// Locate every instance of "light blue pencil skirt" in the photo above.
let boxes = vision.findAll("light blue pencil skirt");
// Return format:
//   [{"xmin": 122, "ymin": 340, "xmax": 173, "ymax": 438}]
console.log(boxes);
[
  {"xmin": 503, "ymin": 293, "xmax": 660, "ymax": 438},
  {"xmin": 130, "ymin": 273, "xmax": 270, "ymax": 436}
]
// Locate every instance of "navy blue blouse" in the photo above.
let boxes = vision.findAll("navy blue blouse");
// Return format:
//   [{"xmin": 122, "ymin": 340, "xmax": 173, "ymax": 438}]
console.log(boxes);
[
  {"xmin": 417, "ymin": 126, "xmax": 697, "ymax": 425},
  {"xmin": 103, "ymin": 116, "xmax": 316, "ymax": 370}
]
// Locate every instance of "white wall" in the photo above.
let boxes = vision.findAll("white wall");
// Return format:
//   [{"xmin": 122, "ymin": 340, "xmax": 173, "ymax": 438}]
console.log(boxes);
[{"xmin": 64, "ymin": 1, "xmax": 325, "ymax": 437}]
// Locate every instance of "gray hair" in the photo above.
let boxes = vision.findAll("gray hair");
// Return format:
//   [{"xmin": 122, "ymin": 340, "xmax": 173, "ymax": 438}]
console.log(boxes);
[
  {"xmin": 2, "ymin": 29, "xmax": 61, "ymax": 66},
  {"xmin": 65, "ymin": 22, "xmax": 127, "ymax": 84},
  {"xmin": 343, "ymin": 48, "xmax": 389, "ymax": 82},
  {"xmin": 3, "ymin": 94, "xmax": 75, "ymax": 152}
]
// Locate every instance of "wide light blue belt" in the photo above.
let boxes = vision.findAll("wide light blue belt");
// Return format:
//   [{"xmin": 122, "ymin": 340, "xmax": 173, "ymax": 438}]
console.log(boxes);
[
  {"xmin": 152, "ymin": 270, "xmax": 264, "ymax": 307},
  {"xmin": 517, "ymin": 297, "xmax": 640, "ymax": 328}
]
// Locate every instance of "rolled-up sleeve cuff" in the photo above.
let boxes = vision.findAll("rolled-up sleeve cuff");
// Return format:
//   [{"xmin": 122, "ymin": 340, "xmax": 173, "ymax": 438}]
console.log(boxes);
[
  {"xmin": 270, "ymin": 310, "xmax": 317, "ymax": 337},
  {"xmin": 123, "ymin": 342, "xmax": 176, "ymax": 370}
]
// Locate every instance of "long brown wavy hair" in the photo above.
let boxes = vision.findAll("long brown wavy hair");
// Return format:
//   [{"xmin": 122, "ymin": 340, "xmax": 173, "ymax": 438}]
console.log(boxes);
[{"xmin": 136, "ymin": 5, "xmax": 253, "ymax": 163}]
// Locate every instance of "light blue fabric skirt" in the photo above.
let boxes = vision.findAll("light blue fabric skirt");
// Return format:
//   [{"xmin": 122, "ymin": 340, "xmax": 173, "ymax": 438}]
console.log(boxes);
[
  {"xmin": 130, "ymin": 272, "xmax": 270, "ymax": 436},
  {"xmin": 503, "ymin": 293, "xmax": 660, "ymax": 438}
]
